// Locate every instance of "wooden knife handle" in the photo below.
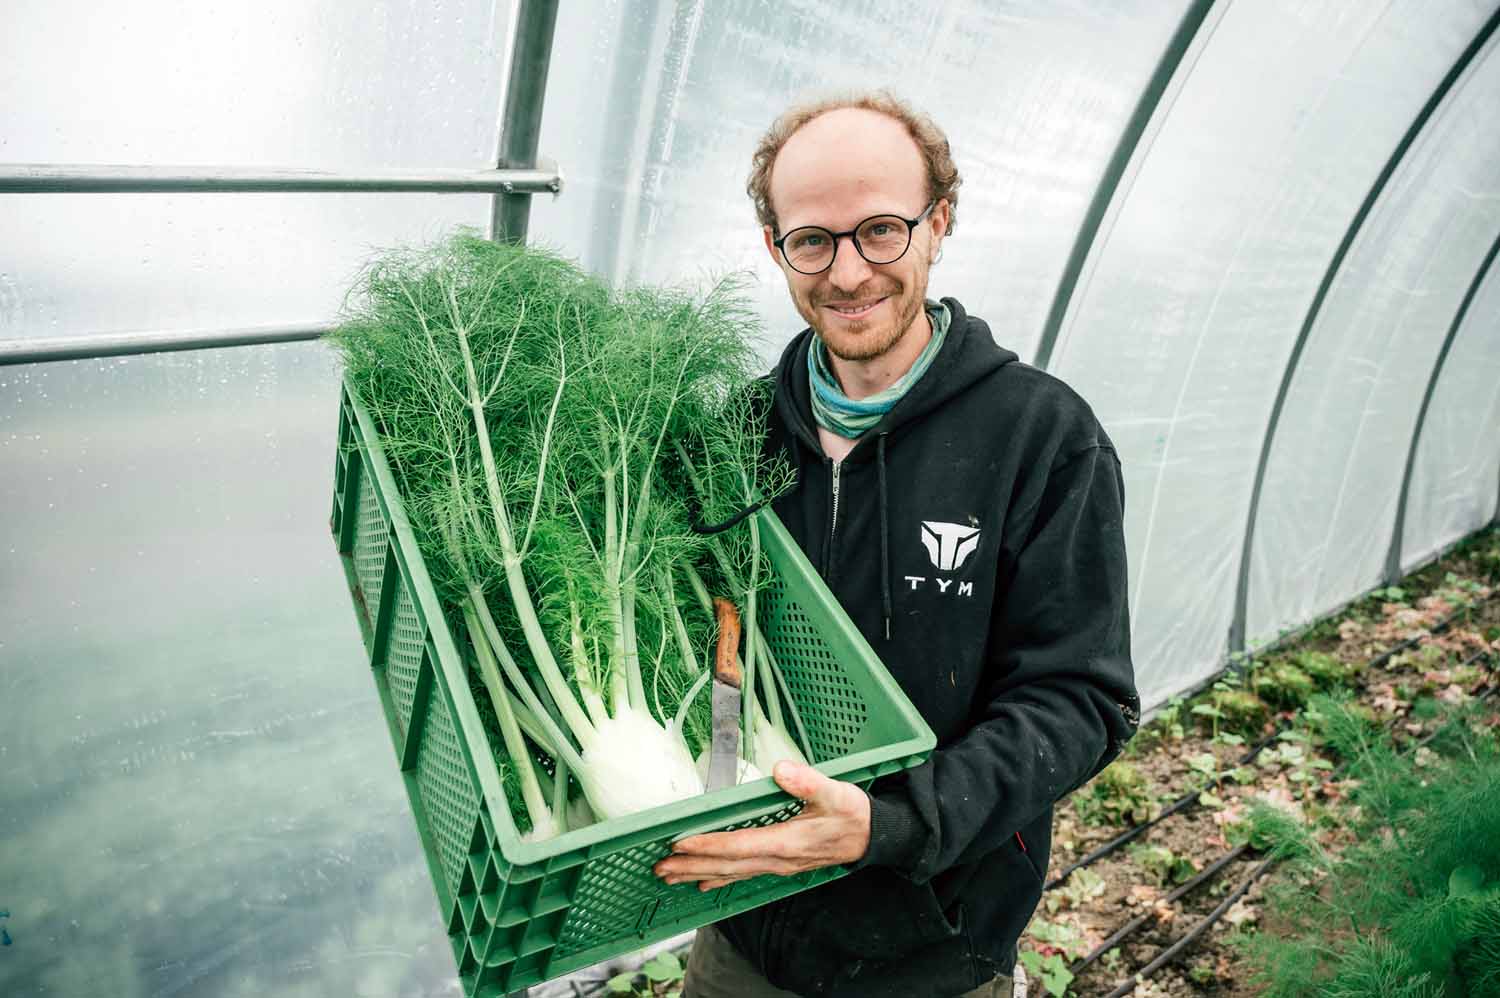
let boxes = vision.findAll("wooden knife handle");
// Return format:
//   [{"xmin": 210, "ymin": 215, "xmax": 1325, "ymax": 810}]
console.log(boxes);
[{"xmin": 712, "ymin": 597, "xmax": 742, "ymax": 688}]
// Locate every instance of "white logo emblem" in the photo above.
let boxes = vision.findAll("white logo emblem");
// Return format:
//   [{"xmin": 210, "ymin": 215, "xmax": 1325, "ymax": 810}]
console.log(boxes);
[{"xmin": 920, "ymin": 521, "xmax": 981, "ymax": 572}]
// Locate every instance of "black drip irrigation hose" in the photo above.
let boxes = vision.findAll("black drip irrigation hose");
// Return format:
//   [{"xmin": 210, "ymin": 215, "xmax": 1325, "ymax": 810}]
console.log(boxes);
[
  {"xmin": 1097, "ymin": 853, "xmax": 1278, "ymax": 998},
  {"xmin": 1045, "ymin": 589, "xmax": 1497, "ymax": 893},
  {"xmin": 1066, "ymin": 645, "xmax": 1498, "ymax": 985},
  {"xmin": 1067, "ymin": 843, "xmax": 1251, "ymax": 978},
  {"xmin": 1089, "ymin": 667, "xmax": 1498, "ymax": 998},
  {"xmin": 1045, "ymin": 731, "xmax": 1274, "ymax": 891}
]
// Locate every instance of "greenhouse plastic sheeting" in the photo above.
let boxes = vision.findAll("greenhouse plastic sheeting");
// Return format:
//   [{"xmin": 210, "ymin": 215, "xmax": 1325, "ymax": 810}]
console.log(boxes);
[
  {"xmin": 527, "ymin": 0, "xmax": 1190, "ymax": 363},
  {"xmin": 1249, "ymin": 24, "xmax": 1500, "ymax": 647},
  {"xmin": 1402, "ymin": 266, "xmax": 1500, "ymax": 571},
  {"xmin": 1050, "ymin": 0, "xmax": 1497, "ymax": 706},
  {"xmin": 0, "ymin": 345, "xmax": 459, "ymax": 994},
  {"xmin": 1, "ymin": 0, "xmax": 506, "ymax": 339}
]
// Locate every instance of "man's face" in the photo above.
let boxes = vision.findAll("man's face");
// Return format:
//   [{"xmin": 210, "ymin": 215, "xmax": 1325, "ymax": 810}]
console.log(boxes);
[{"xmin": 762, "ymin": 108, "xmax": 949, "ymax": 363}]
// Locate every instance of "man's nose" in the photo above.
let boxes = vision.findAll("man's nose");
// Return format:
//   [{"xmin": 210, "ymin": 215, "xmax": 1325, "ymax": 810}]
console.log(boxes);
[{"xmin": 826, "ymin": 234, "xmax": 874, "ymax": 292}]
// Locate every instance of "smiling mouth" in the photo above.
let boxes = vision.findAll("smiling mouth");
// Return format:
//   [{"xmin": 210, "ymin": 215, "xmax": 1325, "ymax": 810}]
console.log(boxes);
[{"xmin": 824, "ymin": 297, "xmax": 887, "ymax": 320}]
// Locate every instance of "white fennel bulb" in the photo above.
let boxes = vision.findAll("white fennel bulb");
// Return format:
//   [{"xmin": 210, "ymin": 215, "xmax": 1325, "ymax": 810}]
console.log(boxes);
[
  {"xmin": 520, "ymin": 810, "xmax": 562, "ymax": 844},
  {"xmin": 578, "ymin": 710, "xmax": 703, "ymax": 820},
  {"xmin": 750, "ymin": 704, "xmax": 807, "ymax": 775},
  {"xmin": 694, "ymin": 748, "xmax": 766, "ymax": 787}
]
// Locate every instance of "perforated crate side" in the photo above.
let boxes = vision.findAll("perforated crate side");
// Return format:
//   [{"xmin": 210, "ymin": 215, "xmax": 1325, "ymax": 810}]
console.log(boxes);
[
  {"xmin": 351, "ymin": 462, "xmax": 390, "ymax": 621},
  {"xmin": 758, "ymin": 574, "xmax": 870, "ymax": 761},
  {"xmin": 384, "ymin": 580, "xmax": 426, "ymax": 734},
  {"xmin": 413, "ymin": 676, "xmax": 486, "ymax": 903}
]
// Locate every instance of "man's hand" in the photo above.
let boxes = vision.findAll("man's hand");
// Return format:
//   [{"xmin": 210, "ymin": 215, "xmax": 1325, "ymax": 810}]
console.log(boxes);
[{"xmin": 653, "ymin": 761, "xmax": 872, "ymax": 892}]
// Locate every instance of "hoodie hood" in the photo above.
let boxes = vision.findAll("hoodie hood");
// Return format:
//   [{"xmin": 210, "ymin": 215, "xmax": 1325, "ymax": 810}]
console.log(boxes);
[{"xmin": 772, "ymin": 296, "xmax": 1019, "ymax": 464}]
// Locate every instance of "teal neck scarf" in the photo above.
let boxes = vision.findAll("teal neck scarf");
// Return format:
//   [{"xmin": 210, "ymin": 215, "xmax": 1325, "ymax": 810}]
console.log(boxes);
[{"xmin": 807, "ymin": 298, "xmax": 950, "ymax": 440}]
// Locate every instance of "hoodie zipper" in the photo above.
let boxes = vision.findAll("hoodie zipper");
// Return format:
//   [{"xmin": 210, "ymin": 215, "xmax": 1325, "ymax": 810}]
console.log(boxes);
[
  {"xmin": 822, "ymin": 457, "xmax": 841, "ymax": 579},
  {"xmin": 831, "ymin": 460, "xmax": 843, "ymax": 537}
]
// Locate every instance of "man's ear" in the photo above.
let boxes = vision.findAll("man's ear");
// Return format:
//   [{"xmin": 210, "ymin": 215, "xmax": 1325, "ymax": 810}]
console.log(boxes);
[
  {"xmin": 928, "ymin": 199, "xmax": 951, "ymax": 263},
  {"xmin": 934, "ymin": 197, "xmax": 952, "ymax": 236},
  {"xmin": 763, "ymin": 224, "xmax": 782, "ymax": 268}
]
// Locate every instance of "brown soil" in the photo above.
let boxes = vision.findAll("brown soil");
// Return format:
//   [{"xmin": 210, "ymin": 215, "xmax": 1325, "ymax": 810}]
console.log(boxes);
[{"xmin": 1022, "ymin": 529, "xmax": 1500, "ymax": 997}]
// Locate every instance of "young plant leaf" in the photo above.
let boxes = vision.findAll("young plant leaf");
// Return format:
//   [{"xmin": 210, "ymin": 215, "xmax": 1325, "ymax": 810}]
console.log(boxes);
[{"xmin": 643, "ymin": 951, "xmax": 685, "ymax": 983}]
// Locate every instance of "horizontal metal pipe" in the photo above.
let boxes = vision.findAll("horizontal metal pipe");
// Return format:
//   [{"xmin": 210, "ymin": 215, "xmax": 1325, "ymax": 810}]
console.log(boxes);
[
  {"xmin": 0, "ymin": 322, "xmax": 335, "ymax": 366},
  {"xmin": 0, "ymin": 162, "xmax": 562, "ymax": 195}
]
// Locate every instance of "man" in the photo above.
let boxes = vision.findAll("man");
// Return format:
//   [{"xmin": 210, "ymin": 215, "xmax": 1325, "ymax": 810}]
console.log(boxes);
[{"xmin": 654, "ymin": 91, "xmax": 1139, "ymax": 998}]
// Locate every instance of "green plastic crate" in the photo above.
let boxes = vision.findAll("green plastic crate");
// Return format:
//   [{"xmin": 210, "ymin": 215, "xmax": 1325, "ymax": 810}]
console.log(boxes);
[{"xmin": 329, "ymin": 382, "xmax": 935, "ymax": 995}]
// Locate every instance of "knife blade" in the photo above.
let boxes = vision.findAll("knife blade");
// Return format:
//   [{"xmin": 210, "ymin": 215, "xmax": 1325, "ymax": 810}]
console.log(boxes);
[{"xmin": 705, "ymin": 597, "xmax": 743, "ymax": 792}]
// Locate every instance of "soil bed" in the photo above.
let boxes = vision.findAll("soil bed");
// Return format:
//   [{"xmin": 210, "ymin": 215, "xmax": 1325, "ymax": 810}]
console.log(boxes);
[{"xmin": 1027, "ymin": 528, "xmax": 1500, "ymax": 997}]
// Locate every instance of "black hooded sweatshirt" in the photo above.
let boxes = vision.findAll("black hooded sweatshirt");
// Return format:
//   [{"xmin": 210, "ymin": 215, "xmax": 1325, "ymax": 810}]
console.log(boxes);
[{"xmin": 716, "ymin": 297, "xmax": 1140, "ymax": 998}]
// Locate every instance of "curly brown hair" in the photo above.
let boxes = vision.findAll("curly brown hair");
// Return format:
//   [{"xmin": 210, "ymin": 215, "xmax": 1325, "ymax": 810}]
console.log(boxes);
[{"xmin": 746, "ymin": 89, "xmax": 961, "ymax": 236}]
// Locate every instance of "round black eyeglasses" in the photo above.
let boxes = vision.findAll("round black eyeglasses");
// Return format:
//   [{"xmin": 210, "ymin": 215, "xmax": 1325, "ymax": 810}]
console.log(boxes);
[{"xmin": 772, "ymin": 201, "xmax": 937, "ymax": 275}]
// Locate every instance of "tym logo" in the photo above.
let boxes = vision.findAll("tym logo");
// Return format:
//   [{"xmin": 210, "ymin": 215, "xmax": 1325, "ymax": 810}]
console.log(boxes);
[
  {"xmin": 920, "ymin": 521, "xmax": 981, "ymax": 572},
  {"xmin": 903, "ymin": 574, "xmax": 974, "ymax": 597},
  {"xmin": 909, "ymin": 520, "xmax": 981, "ymax": 598}
]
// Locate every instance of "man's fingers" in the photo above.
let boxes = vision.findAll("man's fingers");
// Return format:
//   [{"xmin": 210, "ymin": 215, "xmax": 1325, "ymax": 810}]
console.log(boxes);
[
  {"xmin": 771, "ymin": 760, "xmax": 828, "ymax": 801},
  {"xmin": 671, "ymin": 823, "xmax": 803, "ymax": 860},
  {"xmin": 656, "ymin": 854, "xmax": 797, "ymax": 881}
]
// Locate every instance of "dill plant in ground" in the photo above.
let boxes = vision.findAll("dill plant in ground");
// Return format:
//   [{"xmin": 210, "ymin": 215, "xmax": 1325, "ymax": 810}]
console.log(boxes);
[
  {"xmin": 332, "ymin": 230, "xmax": 797, "ymax": 839},
  {"xmin": 1228, "ymin": 691, "xmax": 1500, "ymax": 997}
]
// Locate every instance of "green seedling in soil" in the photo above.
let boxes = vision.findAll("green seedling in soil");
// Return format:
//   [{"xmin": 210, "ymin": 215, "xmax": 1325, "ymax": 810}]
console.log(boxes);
[
  {"xmin": 1185, "ymin": 750, "xmax": 1234, "ymax": 806},
  {"xmin": 1130, "ymin": 842, "xmax": 1199, "ymax": 886},
  {"xmin": 1191, "ymin": 702, "xmax": 1225, "ymax": 741},
  {"xmin": 1293, "ymin": 648, "xmax": 1363, "ymax": 689},
  {"xmin": 1018, "ymin": 951, "xmax": 1074, "ymax": 998},
  {"xmin": 1182, "ymin": 747, "xmax": 1230, "ymax": 810},
  {"xmin": 1443, "ymin": 569, "xmax": 1486, "ymax": 596},
  {"xmin": 1391, "ymin": 641, "xmax": 1448, "ymax": 672},
  {"xmin": 1194, "ymin": 688, "xmax": 1271, "ymax": 739},
  {"xmin": 608, "ymin": 951, "xmax": 685, "ymax": 995},
  {"xmin": 1306, "ymin": 613, "xmax": 1347, "ymax": 643},
  {"xmin": 1046, "ymin": 867, "xmax": 1107, "ymax": 914},
  {"xmin": 1188, "ymin": 751, "xmax": 1221, "ymax": 779},
  {"xmin": 1252, "ymin": 660, "xmax": 1318, "ymax": 710},
  {"xmin": 1020, "ymin": 916, "xmax": 1090, "ymax": 997},
  {"xmin": 1229, "ymin": 692, "xmax": 1500, "ymax": 998},
  {"xmin": 1254, "ymin": 733, "xmax": 1334, "ymax": 789},
  {"xmin": 1075, "ymin": 760, "xmax": 1156, "ymax": 828},
  {"xmin": 1228, "ymin": 764, "xmax": 1259, "ymax": 785},
  {"xmin": 1148, "ymin": 694, "xmax": 1188, "ymax": 744}
]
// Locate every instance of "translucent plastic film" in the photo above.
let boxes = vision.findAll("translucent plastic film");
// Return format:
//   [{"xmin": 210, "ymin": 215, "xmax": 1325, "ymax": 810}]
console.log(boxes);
[
  {"xmin": 0, "ymin": 0, "xmax": 511, "ymax": 340},
  {"xmin": 1401, "ymin": 264, "xmax": 1500, "ymax": 571},
  {"xmin": 528, "ymin": 0, "xmax": 1189, "ymax": 367},
  {"xmin": 1249, "ymin": 32, "xmax": 1500, "ymax": 647},
  {"xmin": 1051, "ymin": 1, "xmax": 1495, "ymax": 707},
  {"xmin": 0, "ymin": 346, "xmax": 457, "ymax": 994}
]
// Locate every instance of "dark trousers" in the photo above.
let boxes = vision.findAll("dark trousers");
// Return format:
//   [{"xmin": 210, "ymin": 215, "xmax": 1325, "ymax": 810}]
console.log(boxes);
[{"xmin": 682, "ymin": 925, "xmax": 1021, "ymax": 998}]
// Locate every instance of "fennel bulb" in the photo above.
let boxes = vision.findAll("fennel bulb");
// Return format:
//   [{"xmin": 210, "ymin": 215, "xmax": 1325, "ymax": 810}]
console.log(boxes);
[{"xmin": 578, "ymin": 710, "xmax": 704, "ymax": 820}]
